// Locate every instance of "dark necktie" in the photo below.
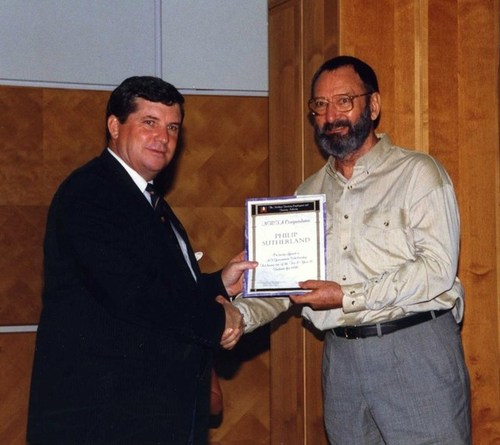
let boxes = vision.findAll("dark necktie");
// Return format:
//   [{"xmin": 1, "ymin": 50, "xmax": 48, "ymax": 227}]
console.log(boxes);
[
  {"xmin": 146, "ymin": 183, "xmax": 200, "ymax": 279},
  {"xmin": 146, "ymin": 182, "xmax": 170, "ymax": 223}
]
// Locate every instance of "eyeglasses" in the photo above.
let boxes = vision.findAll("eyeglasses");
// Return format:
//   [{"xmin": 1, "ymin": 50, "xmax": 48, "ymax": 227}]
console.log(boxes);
[{"xmin": 308, "ymin": 92, "xmax": 372, "ymax": 115}]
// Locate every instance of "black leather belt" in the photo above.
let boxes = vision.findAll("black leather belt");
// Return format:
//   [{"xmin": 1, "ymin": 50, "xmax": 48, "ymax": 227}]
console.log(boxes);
[{"xmin": 332, "ymin": 309, "xmax": 450, "ymax": 339}]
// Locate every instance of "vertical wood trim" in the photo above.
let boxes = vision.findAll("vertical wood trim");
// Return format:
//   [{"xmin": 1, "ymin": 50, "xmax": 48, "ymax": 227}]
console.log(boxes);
[
  {"xmin": 414, "ymin": 0, "xmax": 429, "ymax": 152},
  {"xmin": 303, "ymin": 0, "xmax": 337, "ymax": 179},
  {"xmin": 268, "ymin": 1, "xmax": 306, "ymax": 443},
  {"xmin": 268, "ymin": 0, "xmax": 304, "ymax": 195},
  {"xmin": 454, "ymin": 1, "xmax": 500, "ymax": 439},
  {"xmin": 497, "ymin": 0, "xmax": 500, "ymax": 371}
]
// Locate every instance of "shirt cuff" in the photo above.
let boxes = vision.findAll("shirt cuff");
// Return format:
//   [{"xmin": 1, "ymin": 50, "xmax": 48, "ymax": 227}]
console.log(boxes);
[
  {"xmin": 341, "ymin": 284, "xmax": 367, "ymax": 313},
  {"xmin": 232, "ymin": 294, "xmax": 290, "ymax": 333}
]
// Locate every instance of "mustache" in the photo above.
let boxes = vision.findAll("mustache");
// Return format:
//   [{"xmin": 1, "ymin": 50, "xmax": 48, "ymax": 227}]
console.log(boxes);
[{"xmin": 321, "ymin": 120, "xmax": 353, "ymax": 134}]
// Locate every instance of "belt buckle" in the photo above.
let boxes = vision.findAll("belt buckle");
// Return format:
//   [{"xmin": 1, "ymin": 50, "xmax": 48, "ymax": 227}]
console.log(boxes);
[{"xmin": 344, "ymin": 327, "xmax": 358, "ymax": 339}]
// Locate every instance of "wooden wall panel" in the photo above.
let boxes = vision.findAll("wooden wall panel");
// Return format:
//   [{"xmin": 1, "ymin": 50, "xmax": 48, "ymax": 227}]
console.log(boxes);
[
  {"xmin": 268, "ymin": 3, "xmax": 308, "ymax": 444},
  {"xmin": 0, "ymin": 87, "xmax": 44, "ymax": 326},
  {"xmin": 339, "ymin": 1, "xmax": 500, "ymax": 443},
  {"xmin": 0, "ymin": 205, "xmax": 46, "ymax": 324},
  {"xmin": 0, "ymin": 87, "xmax": 108, "ymax": 327},
  {"xmin": 0, "ymin": 334, "xmax": 36, "ymax": 445},
  {"xmin": 303, "ymin": 1, "xmax": 339, "ymax": 178},
  {"xmin": 209, "ymin": 327, "xmax": 271, "ymax": 445},
  {"xmin": 268, "ymin": 1, "xmax": 336, "ymax": 444},
  {"xmin": 278, "ymin": 0, "xmax": 500, "ymax": 443},
  {"xmin": 0, "ymin": 88, "xmax": 44, "ymax": 206},
  {"xmin": 269, "ymin": 0, "xmax": 499, "ymax": 444},
  {"xmin": 0, "ymin": 86, "xmax": 270, "ymax": 444},
  {"xmin": 341, "ymin": 0, "xmax": 426, "ymax": 150},
  {"xmin": 427, "ymin": 2, "xmax": 459, "ymax": 178},
  {"xmin": 169, "ymin": 95, "xmax": 269, "ymax": 208},
  {"xmin": 450, "ymin": 1, "xmax": 500, "ymax": 441},
  {"xmin": 42, "ymin": 89, "xmax": 109, "ymax": 199}
]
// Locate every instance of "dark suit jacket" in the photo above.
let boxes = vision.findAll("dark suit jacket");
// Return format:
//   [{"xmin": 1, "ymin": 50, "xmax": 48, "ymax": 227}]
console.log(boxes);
[{"xmin": 27, "ymin": 149, "xmax": 227, "ymax": 445}]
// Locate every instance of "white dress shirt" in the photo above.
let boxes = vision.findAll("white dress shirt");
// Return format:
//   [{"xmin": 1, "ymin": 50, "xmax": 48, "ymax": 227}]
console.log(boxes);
[{"xmin": 107, "ymin": 148, "xmax": 197, "ymax": 281}]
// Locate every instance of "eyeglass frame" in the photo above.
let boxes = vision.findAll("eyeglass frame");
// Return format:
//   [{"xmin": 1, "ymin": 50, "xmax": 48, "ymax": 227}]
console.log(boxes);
[{"xmin": 308, "ymin": 92, "xmax": 373, "ymax": 116}]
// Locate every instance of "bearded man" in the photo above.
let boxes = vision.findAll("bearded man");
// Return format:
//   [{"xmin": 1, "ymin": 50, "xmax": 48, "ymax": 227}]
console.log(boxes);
[{"xmin": 233, "ymin": 55, "xmax": 471, "ymax": 445}]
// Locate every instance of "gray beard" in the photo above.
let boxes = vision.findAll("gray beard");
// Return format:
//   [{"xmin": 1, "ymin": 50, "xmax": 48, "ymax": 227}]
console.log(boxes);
[{"xmin": 314, "ymin": 105, "xmax": 373, "ymax": 159}]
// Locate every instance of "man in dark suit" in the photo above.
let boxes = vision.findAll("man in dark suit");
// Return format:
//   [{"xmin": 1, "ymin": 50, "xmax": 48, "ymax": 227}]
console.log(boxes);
[{"xmin": 27, "ymin": 76, "xmax": 255, "ymax": 445}]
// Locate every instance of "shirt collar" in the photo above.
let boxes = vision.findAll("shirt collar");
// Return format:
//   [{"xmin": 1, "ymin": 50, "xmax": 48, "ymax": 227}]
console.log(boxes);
[
  {"xmin": 107, "ymin": 147, "xmax": 150, "ymax": 194},
  {"xmin": 327, "ymin": 133, "xmax": 392, "ymax": 179}
]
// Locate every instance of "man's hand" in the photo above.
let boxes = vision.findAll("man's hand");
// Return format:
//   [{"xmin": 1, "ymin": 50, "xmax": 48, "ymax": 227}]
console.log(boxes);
[
  {"xmin": 216, "ymin": 295, "xmax": 244, "ymax": 350},
  {"xmin": 289, "ymin": 280, "xmax": 343, "ymax": 310},
  {"xmin": 221, "ymin": 251, "xmax": 258, "ymax": 297}
]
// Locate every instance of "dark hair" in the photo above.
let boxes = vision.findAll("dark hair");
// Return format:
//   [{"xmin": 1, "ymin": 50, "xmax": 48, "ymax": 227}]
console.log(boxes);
[
  {"xmin": 310, "ymin": 55, "xmax": 379, "ymax": 98},
  {"xmin": 105, "ymin": 76, "xmax": 185, "ymax": 143}
]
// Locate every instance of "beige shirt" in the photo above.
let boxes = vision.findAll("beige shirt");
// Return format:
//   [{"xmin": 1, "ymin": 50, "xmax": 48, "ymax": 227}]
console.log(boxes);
[{"xmin": 235, "ymin": 134, "xmax": 464, "ymax": 332}]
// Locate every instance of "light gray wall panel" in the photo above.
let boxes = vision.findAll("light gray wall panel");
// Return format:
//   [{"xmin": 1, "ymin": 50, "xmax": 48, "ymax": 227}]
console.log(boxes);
[
  {"xmin": 0, "ymin": 0, "xmax": 159, "ymax": 90},
  {"xmin": 161, "ymin": 0, "xmax": 268, "ymax": 96},
  {"xmin": 0, "ymin": 0, "xmax": 268, "ymax": 95}
]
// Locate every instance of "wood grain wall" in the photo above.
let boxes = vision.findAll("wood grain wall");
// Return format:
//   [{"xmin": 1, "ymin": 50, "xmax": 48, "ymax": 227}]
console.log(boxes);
[
  {"xmin": 0, "ymin": 87, "xmax": 270, "ymax": 445},
  {"xmin": 340, "ymin": 2, "xmax": 500, "ymax": 443},
  {"xmin": 1, "ymin": 1, "xmax": 499, "ymax": 444},
  {"xmin": 268, "ymin": 0, "xmax": 500, "ymax": 444}
]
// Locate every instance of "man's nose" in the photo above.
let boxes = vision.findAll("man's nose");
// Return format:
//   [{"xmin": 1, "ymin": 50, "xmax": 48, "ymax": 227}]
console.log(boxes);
[
  {"xmin": 156, "ymin": 127, "xmax": 169, "ymax": 143},
  {"xmin": 324, "ymin": 103, "xmax": 343, "ymax": 122}
]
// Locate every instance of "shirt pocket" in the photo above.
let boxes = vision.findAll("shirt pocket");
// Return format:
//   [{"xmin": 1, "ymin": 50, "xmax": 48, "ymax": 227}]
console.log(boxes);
[{"xmin": 360, "ymin": 207, "xmax": 414, "ymax": 268}]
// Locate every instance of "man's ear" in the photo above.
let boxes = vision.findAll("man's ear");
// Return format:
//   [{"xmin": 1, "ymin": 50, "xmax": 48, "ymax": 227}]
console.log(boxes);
[
  {"xmin": 369, "ymin": 92, "xmax": 381, "ymax": 122},
  {"xmin": 107, "ymin": 115, "xmax": 120, "ymax": 140}
]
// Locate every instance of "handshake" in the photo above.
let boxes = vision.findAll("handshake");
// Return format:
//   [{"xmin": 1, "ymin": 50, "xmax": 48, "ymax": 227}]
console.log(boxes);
[{"xmin": 216, "ymin": 251, "xmax": 257, "ymax": 350}]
